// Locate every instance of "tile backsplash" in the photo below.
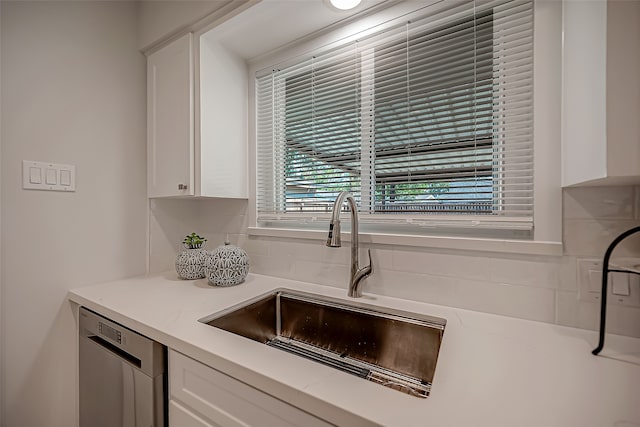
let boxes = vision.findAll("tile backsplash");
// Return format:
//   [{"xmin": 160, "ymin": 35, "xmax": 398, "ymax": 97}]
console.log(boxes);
[
  {"xmin": 149, "ymin": 185, "xmax": 640, "ymax": 338},
  {"xmin": 558, "ymin": 186, "xmax": 640, "ymax": 337}
]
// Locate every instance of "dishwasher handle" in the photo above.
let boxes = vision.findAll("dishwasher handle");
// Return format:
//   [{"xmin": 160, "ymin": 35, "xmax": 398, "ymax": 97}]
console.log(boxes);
[
  {"xmin": 79, "ymin": 307, "xmax": 165, "ymax": 377},
  {"xmin": 86, "ymin": 334, "xmax": 143, "ymax": 368}
]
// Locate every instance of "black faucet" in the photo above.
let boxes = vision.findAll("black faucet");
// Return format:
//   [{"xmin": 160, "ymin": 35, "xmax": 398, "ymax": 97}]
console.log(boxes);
[{"xmin": 592, "ymin": 225, "xmax": 640, "ymax": 355}]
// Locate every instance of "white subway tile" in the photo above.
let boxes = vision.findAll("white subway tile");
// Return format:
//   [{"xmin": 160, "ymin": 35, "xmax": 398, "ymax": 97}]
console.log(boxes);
[
  {"xmin": 556, "ymin": 290, "xmax": 640, "ymax": 338},
  {"xmin": 392, "ymin": 248, "xmax": 492, "ymax": 280},
  {"xmin": 390, "ymin": 248, "xmax": 429, "ymax": 273},
  {"xmin": 293, "ymin": 259, "xmax": 349, "ymax": 288},
  {"xmin": 245, "ymin": 236, "xmax": 288, "ymax": 257},
  {"xmin": 216, "ymin": 233, "xmax": 245, "ymax": 247},
  {"xmin": 559, "ymin": 256, "xmax": 578, "ymax": 291},
  {"xmin": 365, "ymin": 269, "xmax": 458, "ymax": 307},
  {"xmin": 148, "ymin": 213, "xmax": 185, "ymax": 273},
  {"xmin": 148, "ymin": 241, "xmax": 176, "ymax": 274},
  {"xmin": 555, "ymin": 290, "xmax": 598, "ymax": 331},
  {"xmin": 606, "ymin": 305, "xmax": 640, "ymax": 338},
  {"xmin": 150, "ymin": 198, "xmax": 203, "ymax": 223},
  {"xmin": 237, "ymin": 234, "xmax": 278, "ymax": 260},
  {"xmin": 286, "ymin": 240, "xmax": 349, "ymax": 265},
  {"xmin": 563, "ymin": 186, "xmax": 634, "ymax": 219},
  {"xmin": 234, "ymin": 233, "xmax": 252, "ymax": 251},
  {"xmin": 199, "ymin": 232, "xmax": 226, "ymax": 249},
  {"xmin": 206, "ymin": 215, "xmax": 248, "ymax": 236},
  {"xmin": 249, "ymin": 253, "xmax": 295, "ymax": 278},
  {"xmin": 368, "ymin": 244, "xmax": 394, "ymax": 270},
  {"xmin": 563, "ymin": 219, "xmax": 640, "ymax": 257},
  {"xmin": 553, "ymin": 290, "xmax": 640, "ymax": 338},
  {"xmin": 488, "ymin": 257, "xmax": 561, "ymax": 289},
  {"xmin": 194, "ymin": 198, "xmax": 248, "ymax": 217},
  {"xmin": 453, "ymin": 278, "xmax": 556, "ymax": 323}
]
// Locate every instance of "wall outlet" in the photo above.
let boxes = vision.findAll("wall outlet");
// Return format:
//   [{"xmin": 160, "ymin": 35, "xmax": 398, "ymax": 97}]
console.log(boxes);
[{"xmin": 577, "ymin": 258, "xmax": 640, "ymax": 307}]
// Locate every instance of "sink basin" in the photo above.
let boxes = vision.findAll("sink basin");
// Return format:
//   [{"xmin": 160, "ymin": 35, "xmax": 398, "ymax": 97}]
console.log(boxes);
[{"xmin": 199, "ymin": 289, "xmax": 446, "ymax": 398}]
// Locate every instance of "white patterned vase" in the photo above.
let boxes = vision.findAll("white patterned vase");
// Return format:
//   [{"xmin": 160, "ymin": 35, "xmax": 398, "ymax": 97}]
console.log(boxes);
[
  {"xmin": 175, "ymin": 246, "xmax": 208, "ymax": 280},
  {"xmin": 205, "ymin": 241, "xmax": 249, "ymax": 286}
]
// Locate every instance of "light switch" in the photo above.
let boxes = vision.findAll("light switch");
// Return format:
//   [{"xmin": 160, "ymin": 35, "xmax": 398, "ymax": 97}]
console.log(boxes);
[
  {"xmin": 45, "ymin": 168, "xmax": 57, "ymax": 185},
  {"xmin": 22, "ymin": 160, "xmax": 75, "ymax": 192},
  {"xmin": 29, "ymin": 167, "xmax": 42, "ymax": 184},
  {"xmin": 588, "ymin": 269, "xmax": 602, "ymax": 293},
  {"xmin": 611, "ymin": 272, "xmax": 631, "ymax": 296},
  {"xmin": 60, "ymin": 170, "xmax": 71, "ymax": 186}
]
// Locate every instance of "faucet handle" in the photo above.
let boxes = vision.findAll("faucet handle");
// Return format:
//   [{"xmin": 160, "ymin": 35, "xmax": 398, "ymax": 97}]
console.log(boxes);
[
  {"xmin": 350, "ymin": 248, "xmax": 373, "ymax": 298},
  {"xmin": 356, "ymin": 248, "xmax": 373, "ymax": 280},
  {"xmin": 364, "ymin": 248, "xmax": 373, "ymax": 276}
]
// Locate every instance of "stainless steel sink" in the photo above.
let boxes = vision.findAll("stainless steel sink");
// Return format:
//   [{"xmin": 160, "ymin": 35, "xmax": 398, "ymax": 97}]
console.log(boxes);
[{"xmin": 199, "ymin": 289, "xmax": 446, "ymax": 398}]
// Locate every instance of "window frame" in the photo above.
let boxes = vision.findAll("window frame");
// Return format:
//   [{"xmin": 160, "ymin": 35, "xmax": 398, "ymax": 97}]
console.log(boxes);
[{"xmin": 247, "ymin": 0, "xmax": 563, "ymax": 256}]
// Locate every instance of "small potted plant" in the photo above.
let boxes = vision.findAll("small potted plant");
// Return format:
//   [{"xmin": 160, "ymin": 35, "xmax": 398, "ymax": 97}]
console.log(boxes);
[
  {"xmin": 175, "ymin": 232, "xmax": 209, "ymax": 280},
  {"xmin": 182, "ymin": 232, "xmax": 207, "ymax": 249}
]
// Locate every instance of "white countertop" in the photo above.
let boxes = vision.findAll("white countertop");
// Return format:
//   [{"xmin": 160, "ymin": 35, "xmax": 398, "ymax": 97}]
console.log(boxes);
[{"xmin": 68, "ymin": 272, "xmax": 640, "ymax": 427}]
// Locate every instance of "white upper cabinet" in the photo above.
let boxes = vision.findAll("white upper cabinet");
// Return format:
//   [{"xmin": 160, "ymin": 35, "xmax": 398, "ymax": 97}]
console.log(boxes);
[
  {"xmin": 146, "ymin": 31, "xmax": 248, "ymax": 198},
  {"xmin": 196, "ymin": 30, "xmax": 248, "ymax": 199},
  {"xmin": 562, "ymin": 0, "xmax": 640, "ymax": 187},
  {"xmin": 147, "ymin": 33, "xmax": 194, "ymax": 197}
]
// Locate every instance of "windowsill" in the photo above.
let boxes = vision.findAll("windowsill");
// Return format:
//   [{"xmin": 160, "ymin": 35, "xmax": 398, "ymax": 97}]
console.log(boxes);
[{"xmin": 247, "ymin": 227, "xmax": 564, "ymax": 256}]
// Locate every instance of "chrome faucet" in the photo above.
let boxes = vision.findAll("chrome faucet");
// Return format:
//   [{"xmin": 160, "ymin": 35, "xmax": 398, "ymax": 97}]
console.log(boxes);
[{"xmin": 326, "ymin": 191, "xmax": 373, "ymax": 298}]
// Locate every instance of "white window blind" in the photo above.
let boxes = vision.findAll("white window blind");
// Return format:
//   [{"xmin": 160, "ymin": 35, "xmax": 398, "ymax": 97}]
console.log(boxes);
[{"xmin": 256, "ymin": 0, "xmax": 533, "ymax": 235}]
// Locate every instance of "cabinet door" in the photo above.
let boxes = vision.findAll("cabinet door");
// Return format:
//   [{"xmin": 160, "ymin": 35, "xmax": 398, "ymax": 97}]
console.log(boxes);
[
  {"xmin": 170, "ymin": 400, "xmax": 218, "ymax": 427},
  {"xmin": 169, "ymin": 350, "xmax": 332, "ymax": 427},
  {"xmin": 147, "ymin": 33, "xmax": 194, "ymax": 197}
]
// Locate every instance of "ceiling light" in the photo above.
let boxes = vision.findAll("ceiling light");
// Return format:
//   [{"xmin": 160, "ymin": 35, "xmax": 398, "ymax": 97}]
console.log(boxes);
[{"xmin": 329, "ymin": 0, "xmax": 362, "ymax": 10}]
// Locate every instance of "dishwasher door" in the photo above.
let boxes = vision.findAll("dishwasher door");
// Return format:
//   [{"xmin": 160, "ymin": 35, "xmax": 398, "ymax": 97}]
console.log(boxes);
[{"xmin": 79, "ymin": 307, "xmax": 166, "ymax": 427}]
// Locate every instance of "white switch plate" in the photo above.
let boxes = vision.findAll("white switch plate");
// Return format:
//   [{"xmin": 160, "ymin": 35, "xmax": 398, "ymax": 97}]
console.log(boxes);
[
  {"xmin": 578, "ymin": 258, "xmax": 640, "ymax": 307},
  {"xmin": 22, "ymin": 160, "xmax": 75, "ymax": 192},
  {"xmin": 611, "ymin": 272, "xmax": 631, "ymax": 296},
  {"xmin": 578, "ymin": 259, "xmax": 602, "ymax": 302}
]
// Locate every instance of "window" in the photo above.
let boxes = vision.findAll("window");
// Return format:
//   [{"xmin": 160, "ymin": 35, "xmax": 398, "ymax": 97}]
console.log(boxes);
[{"xmin": 256, "ymin": 0, "xmax": 534, "ymax": 238}]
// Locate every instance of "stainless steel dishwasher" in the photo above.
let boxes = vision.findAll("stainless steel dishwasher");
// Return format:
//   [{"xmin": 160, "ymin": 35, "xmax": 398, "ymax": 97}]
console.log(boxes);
[{"xmin": 79, "ymin": 307, "xmax": 167, "ymax": 427}]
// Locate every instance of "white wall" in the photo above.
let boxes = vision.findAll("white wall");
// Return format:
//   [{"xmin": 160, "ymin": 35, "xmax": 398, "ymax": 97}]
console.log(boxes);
[{"xmin": 0, "ymin": 2, "xmax": 147, "ymax": 426}]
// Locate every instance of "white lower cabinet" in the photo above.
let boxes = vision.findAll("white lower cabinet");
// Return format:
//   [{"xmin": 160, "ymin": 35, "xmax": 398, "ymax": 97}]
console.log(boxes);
[
  {"xmin": 170, "ymin": 400, "xmax": 218, "ymax": 427},
  {"xmin": 168, "ymin": 349, "xmax": 332, "ymax": 427}
]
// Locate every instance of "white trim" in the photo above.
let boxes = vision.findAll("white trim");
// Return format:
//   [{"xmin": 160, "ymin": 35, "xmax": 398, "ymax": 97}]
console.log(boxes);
[
  {"xmin": 247, "ymin": 226, "xmax": 563, "ymax": 256},
  {"xmin": 142, "ymin": 0, "xmax": 260, "ymax": 56},
  {"xmin": 533, "ymin": 0, "xmax": 563, "ymax": 243},
  {"xmin": 258, "ymin": 212, "xmax": 533, "ymax": 230}
]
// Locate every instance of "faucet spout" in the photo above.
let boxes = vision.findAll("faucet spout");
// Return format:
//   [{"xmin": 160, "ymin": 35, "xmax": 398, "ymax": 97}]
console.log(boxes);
[{"xmin": 326, "ymin": 191, "xmax": 373, "ymax": 298}]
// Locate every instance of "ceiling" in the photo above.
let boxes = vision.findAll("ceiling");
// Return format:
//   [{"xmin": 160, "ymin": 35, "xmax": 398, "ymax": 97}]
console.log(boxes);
[{"xmin": 206, "ymin": 0, "xmax": 389, "ymax": 60}]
